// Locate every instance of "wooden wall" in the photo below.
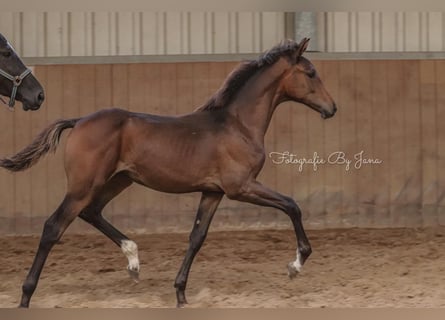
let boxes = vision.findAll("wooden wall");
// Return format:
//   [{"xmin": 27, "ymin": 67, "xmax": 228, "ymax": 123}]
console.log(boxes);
[
  {"xmin": 3, "ymin": 12, "xmax": 445, "ymax": 57},
  {"xmin": 0, "ymin": 12, "xmax": 286, "ymax": 57},
  {"xmin": 1, "ymin": 59, "xmax": 444, "ymax": 235}
]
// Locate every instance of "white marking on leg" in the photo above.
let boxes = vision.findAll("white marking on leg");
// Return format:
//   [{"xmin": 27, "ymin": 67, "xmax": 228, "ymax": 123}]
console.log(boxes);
[
  {"xmin": 292, "ymin": 250, "xmax": 302, "ymax": 273},
  {"xmin": 121, "ymin": 240, "xmax": 140, "ymax": 272}
]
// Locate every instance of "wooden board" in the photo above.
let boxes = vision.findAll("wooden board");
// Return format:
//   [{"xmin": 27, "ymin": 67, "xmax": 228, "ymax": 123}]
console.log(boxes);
[{"xmin": 4, "ymin": 59, "xmax": 445, "ymax": 234}]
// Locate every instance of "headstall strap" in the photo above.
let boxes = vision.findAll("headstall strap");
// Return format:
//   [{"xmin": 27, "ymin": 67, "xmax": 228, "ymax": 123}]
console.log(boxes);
[{"xmin": 0, "ymin": 67, "xmax": 32, "ymax": 108}]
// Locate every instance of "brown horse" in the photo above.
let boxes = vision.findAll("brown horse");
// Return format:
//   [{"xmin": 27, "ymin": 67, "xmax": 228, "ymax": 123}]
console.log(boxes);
[
  {"xmin": 0, "ymin": 38, "xmax": 336, "ymax": 308},
  {"xmin": 0, "ymin": 33, "xmax": 45, "ymax": 110}
]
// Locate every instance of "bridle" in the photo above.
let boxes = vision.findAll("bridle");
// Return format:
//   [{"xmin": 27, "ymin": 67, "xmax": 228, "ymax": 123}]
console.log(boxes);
[{"xmin": 0, "ymin": 67, "xmax": 32, "ymax": 108}]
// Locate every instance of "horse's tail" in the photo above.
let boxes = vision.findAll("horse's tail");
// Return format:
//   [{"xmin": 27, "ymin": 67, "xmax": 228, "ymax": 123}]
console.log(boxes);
[{"xmin": 0, "ymin": 118, "xmax": 80, "ymax": 172}]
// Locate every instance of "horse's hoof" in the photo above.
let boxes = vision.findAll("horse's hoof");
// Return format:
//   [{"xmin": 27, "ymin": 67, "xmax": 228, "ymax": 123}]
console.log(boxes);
[
  {"xmin": 287, "ymin": 262, "xmax": 299, "ymax": 279},
  {"xmin": 176, "ymin": 295, "xmax": 188, "ymax": 308},
  {"xmin": 176, "ymin": 299, "xmax": 188, "ymax": 308},
  {"xmin": 127, "ymin": 268, "xmax": 140, "ymax": 283}
]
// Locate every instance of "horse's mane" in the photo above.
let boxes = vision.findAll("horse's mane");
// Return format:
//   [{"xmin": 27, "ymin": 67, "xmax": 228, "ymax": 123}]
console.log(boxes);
[{"xmin": 195, "ymin": 39, "xmax": 300, "ymax": 112}]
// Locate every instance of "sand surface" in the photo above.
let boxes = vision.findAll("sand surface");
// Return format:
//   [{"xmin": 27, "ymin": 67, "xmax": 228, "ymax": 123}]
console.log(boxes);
[{"xmin": 1, "ymin": 227, "xmax": 445, "ymax": 308}]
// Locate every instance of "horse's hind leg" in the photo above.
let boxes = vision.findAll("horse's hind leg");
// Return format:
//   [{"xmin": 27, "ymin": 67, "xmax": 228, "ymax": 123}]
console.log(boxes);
[
  {"xmin": 174, "ymin": 191, "xmax": 223, "ymax": 307},
  {"xmin": 80, "ymin": 212, "xmax": 140, "ymax": 282},
  {"xmin": 78, "ymin": 172, "xmax": 139, "ymax": 281},
  {"xmin": 19, "ymin": 194, "xmax": 92, "ymax": 308}
]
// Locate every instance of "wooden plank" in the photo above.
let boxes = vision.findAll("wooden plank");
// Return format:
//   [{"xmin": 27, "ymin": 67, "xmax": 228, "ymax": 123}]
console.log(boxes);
[
  {"xmin": 380, "ymin": 13, "xmax": 397, "ymax": 51},
  {"xmin": 6, "ymin": 59, "xmax": 445, "ymax": 234},
  {"xmin": 289, "ymin": 90, "xmax": 310, "ymax": 224},
  {"xmin": 22, "ymin": 13, "xmax": 39, "ymax": 57},
  {"xmin": 213, "ymin": 13, "xmax": 230, "ymax": 54},
  {"xmin": 141, "ymin": 12, "xmax": 159, "ymax": 55},
  {"xmin": 436, "ymin": 60, "xmax": 445, "ymax": 224},
  {"xmin": 110, "ymin": 64, "xmax": 129, "ymax": 229},
  {"xmin": 13, "ymin": 85, "xmax": 33, "ymax": 234},
  {"xmin": 141, "ymin": 63, "xmax": 162, "ymax": 231},
  {"xmin": 116, "ymin": 12, "xmax": 135, "ymax": 55},
  {"xmin": 30, "ymin": 66, "xmax": 49, "ymax": 233},
  {"xmin": 304, "ymin": 61, "xmax": 327, "ymax": 228},
  {"xmin": 127, "ymin": 63, "xmax": 148, "ymax": 231},
  {"xmin": 45, "ymin": 65, "xmax": 65, "ymax": 219},
  {"xmin": 401, "ymin": 60, "xmax": 422, "ymax": 226},
  {"xmin": 74, "ymin": 64, "xmax": 96, "ymax": 232},
  {"xmin": 207, "ymin": 62, "xmax": 227, "ymax": 97},
  {"xmin": 261, "ymin": 12, "xmax": 285, "ymax": 51},
  {"xmin": 0, "ymin": 70, "xmax": 16, "ymax": 234},
  {"xmin": 357, "ymin": 13, "xmax": 373, "ymax": 52},
  {"xmin": 427, "ymin": 12, "xmax": 443, "ymax": 51},
  {"xmin": 338, "ymin": 60, "xmax": 357, "ymax": 227},
  {"xmin": 93, "ymin": 12, "xmax": 112, "ymax": 56},
  {"xmin": 404, "ymin": 12, "xmax": 421, "ymax": 51},
  {"xmin": 165, "ymin": 13, "xmax": 182, "ymax": 54},
  {"xmin": 176, "ymin": 62, "xmax": 196, "ymax": 221},
  {"xmin": 92, "ymin": 63, "xmax": 112, "ymax": 225},
  {"xmin": 69, "ymin": 13, "xmax": 87, "ymax": 56},
  {"xmin": 354, "ymin": 60, "xmax": 375, "ymax": 227},
  {"xmin": 386, "ymin": 60, "xmax": 406, "ymax": 226},
  {"xmin": 331, "ymin": 12, "xmax": 350, "ymax": 52},
  {"xmin": 62, "ymin": 65, "xmax": 81, "ymax": 120},
  {"xmin": 192, "ymin": 62, "xmax": 210, "ymax": 108},
  {"xmin": 128, "ymin": 64, "xmax": 147, "ymax": 113},
  {"xmin": 419, "ymin": 60, "xmax": 438, "ymax": 226},
  {"xmin": 61, "ymin": 65, "xmax": 81, "ymax": 232},
  {"xmin": 78, "ymin": 65, "xmax": 96, "ymax": 116},
  {"xmin": 189, "ymin": 13, "xmax": 207, "ymax": 54},
  {"xmin": 370, "ymin": 60, "xmax": 391, "ymax": 227},
  {"xmin": 160, "ymin": 63, "xmax": 180, "ymax": 226},
  {"xmin": 274, "ymin": 99, "xmax": 293, "ymax": 214},
  {"xmin": 94, "ymin": 64, "xmax": 112, "ymax": 111},
  {"xmin": 46, "ymin": 12, "xmax": 64, "ymax": 56},
  {"xmin": 321, "ymin": 60, "xmax": 342, "ymax": 228},
  {"xmin": 237, "ymin": 12, "xmax": 255, "ymax": 53},
  {"xmin": 0, "ymin": 13, "xmax": 14, "ymax": 40}
]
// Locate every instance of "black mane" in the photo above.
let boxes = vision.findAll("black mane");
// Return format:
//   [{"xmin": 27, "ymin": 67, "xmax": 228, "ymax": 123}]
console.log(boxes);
[{"xmin": 196, "ymin": 39, "xmax": 300, "ymax": 111}]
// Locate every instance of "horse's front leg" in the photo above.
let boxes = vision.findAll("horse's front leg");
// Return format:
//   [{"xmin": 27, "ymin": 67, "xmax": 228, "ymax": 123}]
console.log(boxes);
[
  {"xmin": 227, "ymin": 180, "xmax": 312, "ymax": 278},
  {"xmin": 174, "ymin": 191, "xmax": 223, "ymax": 307}
]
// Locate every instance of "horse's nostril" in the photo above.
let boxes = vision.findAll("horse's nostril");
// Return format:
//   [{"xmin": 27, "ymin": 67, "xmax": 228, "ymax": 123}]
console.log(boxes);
[{"xmin": 37, "ymin": 92, "xmax": 45, "ymax": 104}]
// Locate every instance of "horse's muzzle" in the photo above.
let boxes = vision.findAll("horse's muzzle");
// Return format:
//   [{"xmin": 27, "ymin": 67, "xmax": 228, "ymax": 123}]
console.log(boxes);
[
  {"xmin": 23, "ymin": 91, "xmax": 45, "ymax": 111},
  {"xmin": 321, "ymin": 103, "xmax": 337, "ymax": 119}
]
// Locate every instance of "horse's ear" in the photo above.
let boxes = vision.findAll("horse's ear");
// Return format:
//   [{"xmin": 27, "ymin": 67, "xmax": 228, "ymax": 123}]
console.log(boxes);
[{"xmin": 296, "ymin": 38, "xmax": 310, "ymax": 58}]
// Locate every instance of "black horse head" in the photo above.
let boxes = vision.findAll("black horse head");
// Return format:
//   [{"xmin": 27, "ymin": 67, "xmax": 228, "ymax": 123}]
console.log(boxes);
[{"xmin": 0, "ymin": 33, "xmax": 44, "ymax": 110}]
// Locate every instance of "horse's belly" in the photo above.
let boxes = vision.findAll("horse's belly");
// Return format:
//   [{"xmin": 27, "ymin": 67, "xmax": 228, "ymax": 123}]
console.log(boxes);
[{"xmin": 125, "ymin": 161, "xmax": 221, "ymax": 194}]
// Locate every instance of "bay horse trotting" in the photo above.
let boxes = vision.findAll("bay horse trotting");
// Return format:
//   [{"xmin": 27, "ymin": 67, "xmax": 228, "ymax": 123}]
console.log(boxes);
[
  {"xmin": 0, "ymin": 33, "xmax": 44, "ymax": 110},
  {"xmin": 0, "ymin": 38, "xmax": 337, "ymax": 308}
]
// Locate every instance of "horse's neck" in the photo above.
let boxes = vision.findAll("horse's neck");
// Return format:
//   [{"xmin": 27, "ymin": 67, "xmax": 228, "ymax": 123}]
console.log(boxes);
[{"xmin": 227, "ymin": 63, "xmax": 287, "ymax": 145}]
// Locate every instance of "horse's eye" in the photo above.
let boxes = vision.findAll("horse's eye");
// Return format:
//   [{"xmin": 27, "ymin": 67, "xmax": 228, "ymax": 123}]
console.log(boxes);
[
  {"xmin": 307, "ymin": 70, "xmax": 316, "ymax": 79},
  {"xmin": 1, "ymin": 50, "xmax": 12, "ymax": 57}
]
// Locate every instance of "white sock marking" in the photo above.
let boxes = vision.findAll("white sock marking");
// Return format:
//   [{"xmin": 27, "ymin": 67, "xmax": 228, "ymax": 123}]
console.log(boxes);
[
  {"xmin": 121, "ymin": 240, "xmax": 140, "ymax": 272},
  {"xmin": 292, "ymin": 250, "xmax": 302, "ymax": 272}
]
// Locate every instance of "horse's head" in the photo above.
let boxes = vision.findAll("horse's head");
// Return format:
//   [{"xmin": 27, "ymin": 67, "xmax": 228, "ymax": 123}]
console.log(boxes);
[
  {"xmin": 0, "ymin": 33, "xmax": 44, "ymax": 111},
  {"xmin": 280, "ymin": 38, "xmax": 337, "ymax": 119}
]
